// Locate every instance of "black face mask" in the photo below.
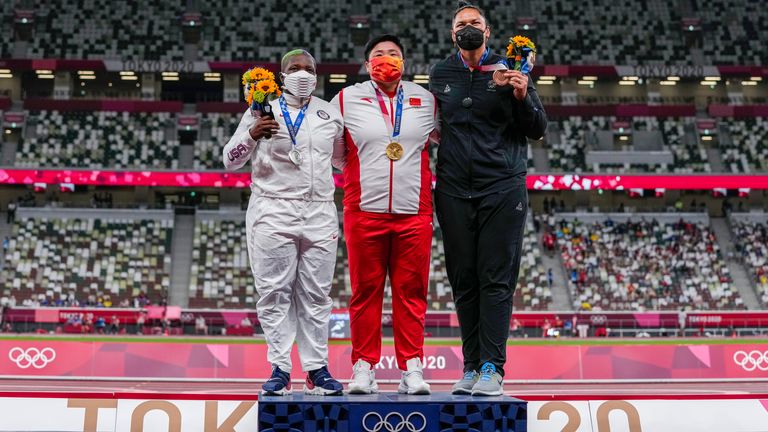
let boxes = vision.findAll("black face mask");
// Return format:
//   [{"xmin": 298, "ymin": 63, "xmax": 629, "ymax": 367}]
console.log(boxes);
[{"xmin": 455, "ymin": 25, "xmax": 485, "ymax": 51}]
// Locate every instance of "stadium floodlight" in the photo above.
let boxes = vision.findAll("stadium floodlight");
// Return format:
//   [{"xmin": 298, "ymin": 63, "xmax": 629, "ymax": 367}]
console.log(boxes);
[
  {"xmin": 330, "ymin": 74, "xmax": 347, "ymax": 79},
  {"xmin": 703, "ymin": 76, "xmax": 721, "ymax": 81},
  {"xmin": 203, "ymin": 72, "xmax": 220, "ymax": 78},
  {"xmin": 581, "ymin": 76, "xmax": 598, "ymax": 81},
  {"xmin": 162, "ymin": 72, "xmax": 179, "ymax": 77},
  {"xmin": 701, "ymin": 135, "xmax": 713, "ymax": 141},
  {"xmin": 666, "ymin": 76, "xmax": 680, "ymax": 81},
  {"xmin": 623, "ymin": 76, "xmax": 640, "ymax": 81},
  {"xmin": 618, "ymin": 80, "xmax": 635, "ymax": 85},
  {"xmin": 119, "ymin": 71, "xmax": 135, "ymax": 76},
  {"xmin": 162, "ymin": 76, "xmax": 180, "ymax": 81},
  {"xmin": 0, "ymin": 73, "xmax": 12, "ymax": 79},
  {"xmin": 536, "ymin": 80, "xmax": 555, "ymax": 85},
  {"xmin": 120, "ymin": 76, "xmax": 138, "ymax": 81},
  {"xmin": 577, "ymin": 80, "xmax": 594, "ymax": 85},
  {"xmin": 79, "ymin": 75, "xmax": 96, "ymax": 80},
  {"xmin": 35, "ymin": 69, "xmax": 53, "ymax": 74},
  {"xmin": 78, "ymin": 70, "xmax": 95, "ymax": 75},
  {"xmin": 203, "ymin": 77, "xmax": 221, "ymax": 82},
  {"xmin": 37, "ymin": 74, "xmax": 54, "ymax": 79},
  {"xmin": 750, "ymin": 76, "xmax": 762, "ymax": 81},
  {"xmin": 618, "ymin": 135, "xmax": 629, "ymax": 141},
  {"xmin": 0, "ymin": 69, "xmax": 10, "ymax": 73},
  {"xmin": 699, "ymin": 81, "xmax": 716, "ymax": 86},
  {"xmin": 538, "ymin": 76, "xmax": 556, "ymax": 80},
  {"xmin": 659, "ymin": 81, "xmax": 677, "ymax": 86},
  {"xmin": 741, "ymin": 81, "xmax": 757, "ymax": 86}
]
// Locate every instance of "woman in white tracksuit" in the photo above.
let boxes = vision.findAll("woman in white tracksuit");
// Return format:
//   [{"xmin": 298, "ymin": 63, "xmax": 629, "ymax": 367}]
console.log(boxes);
[{"xmin": 223, "ymin": 50, "xmax": 345, "ymax": 396}]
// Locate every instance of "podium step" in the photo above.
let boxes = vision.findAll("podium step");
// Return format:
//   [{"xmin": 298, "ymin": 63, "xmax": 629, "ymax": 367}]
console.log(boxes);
[{"xmin": 258, "ymin": 392, "xmax": 527, "ymax": 432}]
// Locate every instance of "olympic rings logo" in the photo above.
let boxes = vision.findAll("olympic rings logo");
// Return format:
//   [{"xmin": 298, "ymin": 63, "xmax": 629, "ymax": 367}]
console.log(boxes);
[
  {"xmin": 733, "ymin": 350, "xmax": 768, "ymax": 372},
  {"xmin": 362, "ymin": 412, "xmax": 426, "ymax": 432},
  {"xmin": 590, "ymin": 315, "xmax": 607, "ymax": 325},
  {"xmin": 8, "ymin": 347, "xmax": 56, "ymax": 369}
]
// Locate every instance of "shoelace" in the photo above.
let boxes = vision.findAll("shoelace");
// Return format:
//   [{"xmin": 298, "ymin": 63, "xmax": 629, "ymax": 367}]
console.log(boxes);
[
  {"xmin": 479, "ymin": 364, "xmax": 496, "ymax": 381},
  {"xmin": 463, "ymin": 371, "xmax": 476, "ymax": 381}
]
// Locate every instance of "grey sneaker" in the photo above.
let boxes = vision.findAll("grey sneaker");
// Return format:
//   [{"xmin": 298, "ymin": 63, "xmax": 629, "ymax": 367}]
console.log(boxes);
[
  {"xmin": 471, "ymin": 362, "xmax": 503, "ymax": 396},
  {"xmin": 451, "ymin": 370, "xmax": 479, "ymax": 395}
]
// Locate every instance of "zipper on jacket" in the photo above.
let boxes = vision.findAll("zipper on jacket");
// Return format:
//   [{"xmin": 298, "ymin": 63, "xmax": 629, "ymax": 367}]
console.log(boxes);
[
  {"xmin": 307, "ymin": 104, "xmax": 315, "ymax": 200},
  {"xmin": 387, "ymin": 95, "xmax": 394, "ymax": 213},
  {"xmin": 467, "ymin": 70, "xmax": 474, "ymax": 199}
]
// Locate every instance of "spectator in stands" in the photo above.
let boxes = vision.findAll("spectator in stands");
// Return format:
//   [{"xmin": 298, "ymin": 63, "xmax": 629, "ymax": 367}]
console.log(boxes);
[
  {"xmin": 136, "ymin": 312, "xmax": 146, "ymax": 335},
  {"xmin": 224, "ymin": 49, "xmax": 344, "ymax": 397},
  {"xmin": 241, "ymin": 316, "xmax": 252, "ymax": 328},
  {"xmin": 94, "ymin": 316, "xmax": 107, "ymax": 334},
  {"xmin": 6, "ymin": 200, "xmax": 16, "ymax": 224},
  {"xmin": 195, "ymin": 316, "xmax": 208, "ymax": 335},
  {"xmin": 330, "ymin": 34, "xmax": 437, "ymax": 396},
  {"xmin": 430, "ymin": 1, "xmax": 547, "ymax": 397},
  {"xmin": 108, "ymin": 315, "xmax": 120, "ymax": 334}
]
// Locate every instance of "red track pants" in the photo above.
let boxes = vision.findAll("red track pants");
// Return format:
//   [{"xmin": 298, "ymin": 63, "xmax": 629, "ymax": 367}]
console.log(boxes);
[{"xmin": 345, "ymin": 210, "xmax": 432, "ymax": 371}]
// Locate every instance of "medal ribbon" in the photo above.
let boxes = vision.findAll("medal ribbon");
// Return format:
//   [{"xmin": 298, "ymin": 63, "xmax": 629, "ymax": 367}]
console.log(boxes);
[
  {"xmin": 372, "ymin": 82, "xmax": 404, "ymax": 143},
  {"xmin": 278, "ymin": 96, "xmax": 309, "ymax": 149},
  {"xmin": 456, "ymin": 48, "xmax": 507, "ymax": 72}
]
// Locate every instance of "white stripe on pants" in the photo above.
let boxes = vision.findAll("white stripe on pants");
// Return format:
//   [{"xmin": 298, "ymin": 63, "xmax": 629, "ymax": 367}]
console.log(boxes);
[{"xmin": 246, "ymin": 196, "xmax": 338, "ymax": 372}]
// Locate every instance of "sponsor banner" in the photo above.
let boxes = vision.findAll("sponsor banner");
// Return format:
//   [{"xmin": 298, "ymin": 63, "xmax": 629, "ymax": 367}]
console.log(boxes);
[
  {"xmin": 2, "ymin": 340, "xmax": 768, "ymax": 380},
  {"xmin": 9, "ymin": 308, "xmax": 768, "ymax": 330},
  {"xmin": 0, "ymin": 169, "xmax": 766, "ymax": 190},
  {"xmin": 1, "ymin": 397, "xmax": 767, "ymax": 431},
  {"xmin": 0, "ymin": 397, "xmax": 257, "ymax": 432},
  {"xmin": 528, "ymin": 399, "xmax": 768, "ymax": 432}
]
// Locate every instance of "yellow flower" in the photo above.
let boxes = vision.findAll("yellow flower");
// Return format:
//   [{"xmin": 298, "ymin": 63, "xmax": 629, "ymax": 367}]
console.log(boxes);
[
  {"xmin": 242, "ymin": 67, "xmax": 275, "ymax": 85},
  {"xmin": 512, "ymin": 35, "xmax": 532, "ymax": 47},
  {"xmin": 257, "ymin": 79, "xmax": 277, "ymax": 94}
]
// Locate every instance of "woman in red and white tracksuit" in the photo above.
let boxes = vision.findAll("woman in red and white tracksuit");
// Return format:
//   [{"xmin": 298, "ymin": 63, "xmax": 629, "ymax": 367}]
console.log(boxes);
[{"xmin": 331, "ymin": 34, "xmax": 438, "ymax": 395}]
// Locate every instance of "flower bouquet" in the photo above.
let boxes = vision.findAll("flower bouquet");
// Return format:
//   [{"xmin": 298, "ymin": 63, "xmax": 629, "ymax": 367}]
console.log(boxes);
[
  {"xmin": 242, "ymin": 66, "xmax": 281, "ymax": 119},
  {"xmin": 506, "ymin": 35, "xmax": 536, "ymax": 73}
]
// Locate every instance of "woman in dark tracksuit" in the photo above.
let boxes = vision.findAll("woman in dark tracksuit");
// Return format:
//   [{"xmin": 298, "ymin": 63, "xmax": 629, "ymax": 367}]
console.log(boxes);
[{"xmin": 429, "ymin": 1, "xmax": 547, "ymax": 396}]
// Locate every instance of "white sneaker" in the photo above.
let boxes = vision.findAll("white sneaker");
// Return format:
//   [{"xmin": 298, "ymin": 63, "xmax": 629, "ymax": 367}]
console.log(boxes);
[
  {"xmin": 348, "ymin": 360, "xmax": 378, "ymax": 394},
  {"xmin": 398, "ymin": 358, "xmax": 431, "ymax": 395}
]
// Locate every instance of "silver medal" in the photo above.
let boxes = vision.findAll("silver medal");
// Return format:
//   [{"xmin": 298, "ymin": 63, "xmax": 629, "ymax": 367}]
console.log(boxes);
[{"xmin": 288, "ymin": 149, "xmax": 303, "ymax": 166}]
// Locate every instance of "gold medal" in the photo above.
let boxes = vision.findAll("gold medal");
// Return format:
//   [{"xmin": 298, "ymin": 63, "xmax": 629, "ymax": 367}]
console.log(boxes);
[{"xmin": 386, "ymin": 142, "xmax": 404, "ymax": 161}]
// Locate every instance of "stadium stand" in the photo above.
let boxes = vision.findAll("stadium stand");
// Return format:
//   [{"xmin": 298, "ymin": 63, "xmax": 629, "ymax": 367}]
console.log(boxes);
[
  {"xmin": 194, "ymin": 112, "xmax": 240, "ymax": 170},
  {"xmin": 197, "ymin": 0, "xmax": 356, "ymax": 62},
  {"xmin": 0, "ymin": 2, "xmax": 12, "ymax": 59},
  {"xmin": 16, "ymin": 111, "xmax": 179, "ymax": 169},
  {"xmin": 549, "ymin": 117, "xmax": 710, "ymax": 173},
  {"xmin": 732, "ymin": 218, "xmax": 768, "ymax": 306},
  {"xmin": 189, "ymin": 216, "xmax": 254, "ymax": 308},
  {"xmin": 26, "ymin": 0, "xmax": 185, "ymax": 60},
  {"xmin": 534, "ymin": 0, "xmax": 690, "ymax": 65},
  {"xmin": 0, "ymin": 211, "xmax": 173, "ymax": 306},
  {"xmin": 697, "ymin": 0, "xmax": 768, "ymax": 65},
  {"xmin": 543, "ymin": 213, "xmax": 742, "ymax": 311},
  {"xmin": 721, "ymin": 118, "xmax": 768, "ymax": 173}
]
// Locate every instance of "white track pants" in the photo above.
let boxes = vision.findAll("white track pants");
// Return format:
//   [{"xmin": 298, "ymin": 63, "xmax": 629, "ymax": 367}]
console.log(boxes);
[{"xmin": 246, "ymin": 196, "xmax": 338, "ymax": 372}]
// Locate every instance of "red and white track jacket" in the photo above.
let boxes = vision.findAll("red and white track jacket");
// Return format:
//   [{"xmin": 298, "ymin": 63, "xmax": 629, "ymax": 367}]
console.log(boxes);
[{"xmin": 331, "ymin": 80, "xmax": 437, "ymax": 215}]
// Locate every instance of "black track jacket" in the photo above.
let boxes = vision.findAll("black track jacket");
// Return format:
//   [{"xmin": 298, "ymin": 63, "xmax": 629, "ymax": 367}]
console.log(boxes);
[{"xmin": 429, "ymin": 50, "xmax": 547, "ymax": 199}]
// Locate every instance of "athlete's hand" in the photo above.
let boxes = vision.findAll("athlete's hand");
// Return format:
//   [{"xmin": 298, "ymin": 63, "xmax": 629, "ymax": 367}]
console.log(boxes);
[
  {"xmin": 500, "ymin": 70, "xmax": 529, "ymax": 101},
  {"xmin": 248, "ymin": 117, "xmax": 280, "ymax": 140}
]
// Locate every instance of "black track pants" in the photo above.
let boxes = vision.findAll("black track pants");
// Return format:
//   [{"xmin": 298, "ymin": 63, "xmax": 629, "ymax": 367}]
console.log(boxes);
[{"xmin": 435, "ymin": 186, "xmax": 527, "ymax": 377}]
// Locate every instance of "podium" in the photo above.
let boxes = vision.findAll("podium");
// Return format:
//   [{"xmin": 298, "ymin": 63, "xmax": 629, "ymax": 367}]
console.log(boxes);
[{"xmin": 258, "ymin": 392, "xmax": 527, "ymax": 432}]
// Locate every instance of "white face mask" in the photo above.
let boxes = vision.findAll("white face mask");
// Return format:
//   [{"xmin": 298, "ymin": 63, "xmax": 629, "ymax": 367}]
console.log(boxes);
[{"xmin": 282, "ymin": 70, "xmax": 317, "ymax": 99}]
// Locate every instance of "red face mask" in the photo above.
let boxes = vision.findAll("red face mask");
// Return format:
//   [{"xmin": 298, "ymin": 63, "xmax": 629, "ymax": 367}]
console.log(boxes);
[{"xmin": 369, "ymin": 56, "xmax": 403, "ymax": 83}]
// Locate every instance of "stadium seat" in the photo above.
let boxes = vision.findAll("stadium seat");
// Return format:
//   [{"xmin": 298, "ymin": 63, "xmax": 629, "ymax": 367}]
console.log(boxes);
[
  {"xmin": 0, "ymin": 217, "xmax": 173, "ymax": 305},
  {"xmin": 26, "ymin": 0, "xmax": 184, "ymax": 60},
  {"xmin": 17, "ymin": 111, "xmax": 179, "ymax": 169},
  {"xmin": 194, "ymin": 112, "xmax": 241, "ymax": 170},
  {"xmin": 541, "ymin": 215, "xmax": 742, "ymax": 311},
  {"xmin": 732, "ymin": 219, "xmax": 768, "ymax": 306}
]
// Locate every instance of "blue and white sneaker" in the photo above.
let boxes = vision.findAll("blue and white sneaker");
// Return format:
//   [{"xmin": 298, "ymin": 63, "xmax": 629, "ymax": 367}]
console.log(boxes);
[
  {"xmin": 451, "ymin": 370, "xmax": 479, "ymax": 395},
  {"xmin": 471, "ymin": 362, "xmax": 503, "ymax": 396},
  {"xmin": 262, "ymin": 366, "xmax": 291, "ymax": 396},
  {"xmin": 304, "ymin": 366, "xmax": 343, "ymax": 395}
]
